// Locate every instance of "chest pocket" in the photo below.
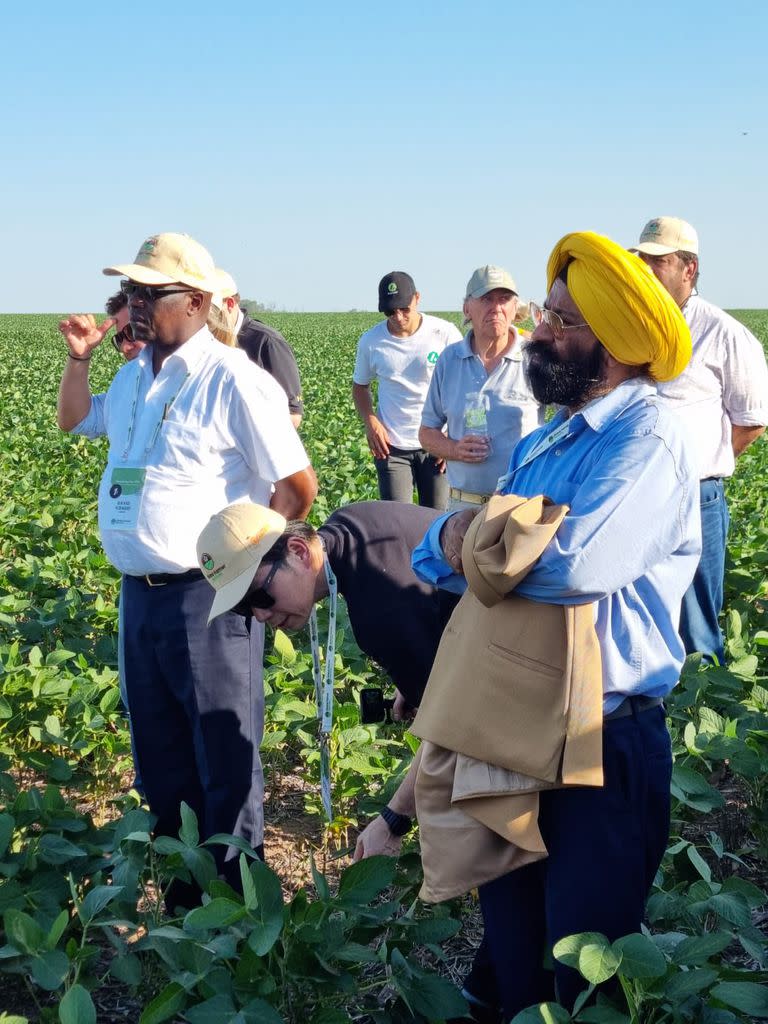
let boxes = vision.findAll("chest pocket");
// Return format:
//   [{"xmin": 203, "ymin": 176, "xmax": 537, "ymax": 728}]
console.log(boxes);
[{"xmin": 152, "ymin": 420, "xmax": 207, "ymax": 475}]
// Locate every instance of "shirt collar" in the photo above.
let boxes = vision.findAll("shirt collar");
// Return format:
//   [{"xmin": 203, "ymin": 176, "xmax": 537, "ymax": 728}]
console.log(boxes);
[
  {"xmin": 574, "ymin": 379, "xmax": 658, "ymax": 433},
  {"xmin": 460, "ymin": 327, "xmax": 523, "ymax": 362},
  {"xmin": 145, "ymin": 325, "xmax": 214, "ymax": 376},
  {"xmin": 235, "ymin": 309, "xmax": 245, "ymax": 335}
]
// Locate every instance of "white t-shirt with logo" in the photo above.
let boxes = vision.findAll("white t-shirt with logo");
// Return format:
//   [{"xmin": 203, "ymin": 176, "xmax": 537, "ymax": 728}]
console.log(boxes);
[
  {"xmin": 353, "ymin": 314, "xmax": 463, "ymax": 449},
  {"xmin": 657, "ymin": 295, "xmax": 768, "ymax": 479}
]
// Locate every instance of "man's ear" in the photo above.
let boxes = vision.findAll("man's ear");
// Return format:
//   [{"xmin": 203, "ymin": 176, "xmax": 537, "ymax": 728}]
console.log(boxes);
[{"xmin": 683, "ymin": 257, "xmax": 699, "ymax": 285}]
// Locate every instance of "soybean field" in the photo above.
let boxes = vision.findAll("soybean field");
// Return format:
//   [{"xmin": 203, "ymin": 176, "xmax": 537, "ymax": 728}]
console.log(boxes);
[{"xmin": 0, "ymin": 311, "xmax": 767, "ymax": 1023}]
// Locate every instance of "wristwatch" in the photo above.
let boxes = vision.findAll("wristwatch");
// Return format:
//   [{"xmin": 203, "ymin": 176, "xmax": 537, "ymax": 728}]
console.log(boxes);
[{"xmin": 380, "ymin": 805, "xmax": 413, "ymax": 837}]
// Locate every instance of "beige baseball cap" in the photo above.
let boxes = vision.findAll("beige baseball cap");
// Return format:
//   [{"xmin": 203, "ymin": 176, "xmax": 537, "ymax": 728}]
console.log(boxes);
[
  {"xmin": 103, "ymin": 232, "xmax": 220, "ymax": 292},
  {"xmin": 465, "ymin": 265, "xmax": 518, "ymax": 299},
  {"xmin": 634, "ymin": 217, "xmax": 699, "ymax": 256},
  {"xmin": 197, "ymin": 503, "xmax": 287, "ymax": 624},
  {"xmin": 211, "ymin": 269, "xmax": 238, "ymax": 311}
]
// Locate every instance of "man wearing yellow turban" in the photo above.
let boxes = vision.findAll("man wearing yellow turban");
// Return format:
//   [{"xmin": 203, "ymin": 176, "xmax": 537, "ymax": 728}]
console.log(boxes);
[{"xmin": 400, "ymin": 231, "xmax": 702, "ymax": 1021}]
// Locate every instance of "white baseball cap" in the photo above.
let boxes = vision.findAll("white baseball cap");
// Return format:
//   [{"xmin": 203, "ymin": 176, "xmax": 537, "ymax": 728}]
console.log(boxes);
[
  {"xmin": 634, "ymin": 217, "xmax": 699, "ymax": 256},
  {"xmin": 197, "ymin": 503, "xmax": 287, "ymax": 624},
  {"xmin": 103, "ymin": 232, "xmax": 221, "ymax": 292}
]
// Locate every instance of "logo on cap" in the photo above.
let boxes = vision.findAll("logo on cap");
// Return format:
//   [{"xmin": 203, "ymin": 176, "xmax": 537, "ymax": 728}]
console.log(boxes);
[
  {"xmin": 201, "ymin": 553, "xmax": 215, "ymax": 570},
  {"xmin": 388, "ymin": 282, "xmax": 398, "ymax": 294},
  {"xmin": 645, "ymin": 220, "xmax": 662, "ymax": 238},
  {"xmin": 139, "ymin": 238, "xmax": 157, "ymax": 257},
  {"xmin": 248, "ymin": 526, "xmax": 269, "ymax": 545}
]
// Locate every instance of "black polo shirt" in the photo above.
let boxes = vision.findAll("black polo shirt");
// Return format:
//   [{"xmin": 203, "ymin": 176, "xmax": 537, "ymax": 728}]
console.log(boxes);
[
  {"xmin": 319, "ymin": 502, "xmax": 459, "ymax": 707},
  {"xmin": 237, "ymin": 313, "xmax": 304, "ymax": 416}
]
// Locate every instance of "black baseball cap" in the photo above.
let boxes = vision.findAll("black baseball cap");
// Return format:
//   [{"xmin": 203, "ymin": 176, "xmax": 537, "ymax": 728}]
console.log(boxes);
[{"xmin": 378, "ymin": 271, "xmax": 416, "ymax": 314}]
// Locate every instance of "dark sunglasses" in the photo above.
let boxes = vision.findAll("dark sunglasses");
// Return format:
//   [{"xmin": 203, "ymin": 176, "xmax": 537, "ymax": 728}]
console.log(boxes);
[
  {"xmin": 112, "ymin": 324, "xmax": 134, "ymax": 351},
  {"xmin": 120, "ymin": 281, "xmax": 196, "ymax": 303},
  {"xmin": 232, "ymin": 560, "xmax": 282, "ymax": 616}
]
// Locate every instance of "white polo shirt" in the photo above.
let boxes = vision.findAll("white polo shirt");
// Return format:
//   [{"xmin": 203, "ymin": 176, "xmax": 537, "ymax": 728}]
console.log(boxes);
[
  {"xmin": 73, "ymin": 327, "xmax": 309, "ymax": 575},
  {"xmin": 657, "ymin": 295, "xmax": 768, "ymax": 479},
  {"xmin": 353, "ymin": 314, "xmax": 462, "ymax": 449}
]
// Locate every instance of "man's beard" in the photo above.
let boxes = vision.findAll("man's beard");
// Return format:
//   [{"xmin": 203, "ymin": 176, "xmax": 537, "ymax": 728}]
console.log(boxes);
[{"xmin": 524, "ymin": 340, "xmax": 605, "ymax": 407}]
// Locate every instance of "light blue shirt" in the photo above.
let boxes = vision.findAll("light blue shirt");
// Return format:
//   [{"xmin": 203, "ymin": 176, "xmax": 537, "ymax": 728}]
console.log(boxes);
[
  {"xmin": 413, "ymin": 380, "xmax": 702, "ymax": 711},
  {"xmin": 421, "ymin": 330, "xmax": 545, "ymax": 494}
]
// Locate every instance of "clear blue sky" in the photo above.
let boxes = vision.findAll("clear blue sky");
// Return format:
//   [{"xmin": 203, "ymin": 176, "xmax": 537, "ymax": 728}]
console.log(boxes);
[{"xmin": 1, "ymin": 0, "xmax": 765, "ymax": 312}]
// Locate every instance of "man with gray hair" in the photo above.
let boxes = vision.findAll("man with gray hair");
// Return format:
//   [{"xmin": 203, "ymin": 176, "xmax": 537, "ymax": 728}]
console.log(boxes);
[
  {"xmin": 419, "ymin": 266, "xmax": 544, "ymax": 511},
  {"xmin": 633, "ymin": 216, "xmax": 768, "ymax": 663}
]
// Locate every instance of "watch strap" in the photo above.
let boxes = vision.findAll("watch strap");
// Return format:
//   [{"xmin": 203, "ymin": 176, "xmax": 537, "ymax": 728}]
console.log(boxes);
[{"xmin": 380, "ymin": 805, "xmax": 412, "ymax": 837}]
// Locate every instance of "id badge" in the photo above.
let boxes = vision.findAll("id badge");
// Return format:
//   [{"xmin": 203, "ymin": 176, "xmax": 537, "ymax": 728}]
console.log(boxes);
[{"xmin": 105, "ymin": 467, "xmax": 146, "ymax": 530}]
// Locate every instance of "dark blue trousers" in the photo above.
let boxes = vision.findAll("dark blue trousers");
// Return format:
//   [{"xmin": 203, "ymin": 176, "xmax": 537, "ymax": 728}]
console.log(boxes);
[
  {"xmin": 478, "ymin": 706, "xmax": 672, "ymax": 1020},
  {"xmin": 121, "ymin": 574, "xmax": 264, "ymax": 901},
  {"xmin": 679, "ymin": 478, "xmax": 729, "ymax": 664}
]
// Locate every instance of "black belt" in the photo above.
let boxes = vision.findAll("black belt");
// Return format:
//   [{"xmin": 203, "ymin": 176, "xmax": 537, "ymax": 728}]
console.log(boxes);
[
  {"xmin": 604, "ymin": 695, "xmax": 664, "ymax": 721},
  {"xmin": 129, "ymin": 569, "xmax": 205, "ymax": 588}
]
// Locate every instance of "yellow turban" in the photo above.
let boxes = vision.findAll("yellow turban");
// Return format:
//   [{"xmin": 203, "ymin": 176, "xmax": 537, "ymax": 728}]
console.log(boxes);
[{"xmin": 546, "ymin": 231, "xmax": 691, "ymax": 382}]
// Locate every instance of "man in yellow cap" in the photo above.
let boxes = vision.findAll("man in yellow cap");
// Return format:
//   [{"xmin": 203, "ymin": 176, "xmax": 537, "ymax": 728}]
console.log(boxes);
[
  {"xmin": 633, "ymin": 216, "xmax": 768, "ymax": 663},
  {"xmin": 57, "ymin": 232, "xmax": 317, "ymax": 908},
  {"xmin": 376, "ymin": 231, "xmax": 702, "ymax": 1020}
]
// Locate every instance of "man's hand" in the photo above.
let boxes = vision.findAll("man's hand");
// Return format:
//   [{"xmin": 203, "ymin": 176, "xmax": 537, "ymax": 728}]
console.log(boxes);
[
  {"xmin": 353, "ymin": 815, "xmax": 403, "ymax": 861},
  {"xmin": 58, "ymin": 314, "xmax": 116, "ymax": 360},
  {"xmin": 439, "ymin": 508, "xmax": 479, "ymax": 573},
  {"xmin": 392, "ymin": 689, "xmax": 416, "ymax": 722},
  {"xmin": 365, "ymin": 416, "xmax": 391, "ymax": 460},
  {"xmin": 452, "ymin": 434, "xmax": 490, "ymax": 463}
]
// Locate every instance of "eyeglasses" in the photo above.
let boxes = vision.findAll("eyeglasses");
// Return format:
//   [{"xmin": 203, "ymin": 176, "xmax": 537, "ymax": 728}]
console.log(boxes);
[
  {"xmin": 530, "ymin": 302, "xmax": 588, "ymax": 340},
  {"xmin": 112, "ymin": 324, "xmax": 134, "ymax": 351},
  {"xmin": 232, "ymin": 561, "xmax": 282, "ymax": 615},
  {"xmin": 120, "ymin": 281, "xmax": 196, "ymax": 303}
]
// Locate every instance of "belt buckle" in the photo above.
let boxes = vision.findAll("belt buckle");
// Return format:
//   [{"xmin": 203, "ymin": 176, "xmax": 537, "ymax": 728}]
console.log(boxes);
[{"xmin": 144, "ymin": 574, "xmax": 167, "ymax": 587}]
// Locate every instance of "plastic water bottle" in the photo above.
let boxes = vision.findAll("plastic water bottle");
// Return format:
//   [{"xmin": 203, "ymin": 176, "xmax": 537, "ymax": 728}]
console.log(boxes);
[{"xmin": 463, "ymin": 392, "xmax": 491, "ymax": 456}]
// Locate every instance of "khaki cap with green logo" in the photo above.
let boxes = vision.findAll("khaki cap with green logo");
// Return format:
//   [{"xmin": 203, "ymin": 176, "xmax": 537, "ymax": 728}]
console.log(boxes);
[
  {"xmin": 197, "ymin": 503, "xmax": 287, "ymax": 624},
  {"xmin": 634, "ymin": 217, "xmax": 699, "ymax": 256},
  {"xmin": 103, "ymin": 232, "xmax": 221, "ymax": 292},
  {"xmin": 465, "ymin": 265, "xmax": 518, "ymax": 299}
]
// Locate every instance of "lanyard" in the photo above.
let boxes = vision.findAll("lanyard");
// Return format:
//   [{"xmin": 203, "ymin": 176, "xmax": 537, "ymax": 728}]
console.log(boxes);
[
  {"xmin": 309, "ymin": 557, "xmax": 337, "ymax": 821},
  {"xmin": 121, "ymin": 365, "xmax": 192, "ymax": 462}
]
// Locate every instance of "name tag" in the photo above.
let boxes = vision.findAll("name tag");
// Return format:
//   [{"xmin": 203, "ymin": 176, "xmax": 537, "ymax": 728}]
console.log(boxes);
[{"xmin": 105, "ymin": 467, "xmax": 146, "ymax": 530}]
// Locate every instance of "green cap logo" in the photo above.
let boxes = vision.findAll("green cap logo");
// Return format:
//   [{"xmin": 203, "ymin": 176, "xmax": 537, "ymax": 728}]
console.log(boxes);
[
  {"xmin": 427, "ymin": 350, "xmax": 439, "ymax": 365},
  {"xmin": 388, "ymin": 282, "xmax": 398, "ymax": 294},
  {"xmin": 201, "ymin": 553, "xmax": 215, "ymax": 571}
]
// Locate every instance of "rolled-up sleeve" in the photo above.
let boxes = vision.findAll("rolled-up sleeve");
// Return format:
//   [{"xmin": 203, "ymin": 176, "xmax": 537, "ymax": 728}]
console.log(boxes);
[
  {"xmin": 411, "ymin": 512, "xmax": 468, "ymax": 594},
  {"xmin": 420, "ymin": 356, "xmax": 447, "ymax": 429},
  {"xmin": 723, "ymin": 324, "xmax": 768, "ymax": 427},
  {"xmin": 71, "ymin": 392, "xmax": 106, "ymax": 438}
]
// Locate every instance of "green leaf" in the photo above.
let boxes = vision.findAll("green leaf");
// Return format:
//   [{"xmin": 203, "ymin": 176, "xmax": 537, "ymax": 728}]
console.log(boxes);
[
  {"xmin": 578, "ymin": 942, "xmax": 621, "ymax": 984},
  {"xmin": 310, "ymin": 854, "xmax": 330, "ymax": 901},
  {"xmin": 79, "ymin": 884, "xmax": 125, "ymax": 924},
  {"xmin": 245, "ymin": 860, "xmax": 284, "ymax": 955},
  {"xmin": 577, "ymin": 1007, "xmax": 630, "ymax": 1024},
  {"xmin": 664, "ymin": 967, "xmax": 719, "ymax": 1000},
  {"xmin": 553, "ymin": 932, "xmax": 610, "ymax": 970},
  {"xmin": 687, "ymin": 845, "xmax": 712, "ymax": 883},
  {"xmin": 30, "ymin": 949, "xmax": 69, "ymax": 991},
  {"xmin": 611, "ymin": 934, "xmax": 666, "ymax": 979},
  {"xmin": 707, "ymin": 893, "xmax": 752, "ymax": 928},
  {"xmin": 0, "ymin": 812, "xmax": 15, "ymax": 857},
  {"xmin": 46, "ymin": 909, "xmax": 69, "ymax": 950},
  {"xmin": 511, "ymin": 1004, "xmax": 572, "ymax": 1024},
  {"xmin": 671, "ymin": 932, "xmax": 732, "ymax": 965},
  {"xmin": 337, "ymin": 855, "xmax": 396, "ymax": 905},
  {"xmin": 711, "ymin": 981, "xmax": 768, "ymax": 1017},
  {"xmin": 183, "ymin": 994, "xmax": 236, "ymax": 1022},
  {"xmin": 240, "ymin": 853, "xmax": 258, "ymax": 910},
  {"xmin": 272, "ymin": 629, "xmax": 296, "ymax": 664},
  {"xmin": 394, "ymin": 968, "xmax": 469, "ymax": 1017},
  {"xmin": 240, "ymin": 998, "xmax": 285, "ymax": 1023},
  {"xmin": 179, "ymin": 802, "xmax": 200, "ymax": 848},
  {"xmin": 59, "ymin": 984, "xmax": 96, "ymax": 1024},
  {"xmin": 139, "ymin": 982, "xmax": 187, "ymax": 1024},
  {"xmin": 110, "ymin": 953, "xmax": 143, "ymax": 987},
  {"xmin": 309, "ymin": 1011, "xmax": 350, "ymax": 1024},
  {"xmin": 38, "ymin": 834, "xmax": 87, "ymax": 865},
  {"xmin": 4, "ymin": 908, "xmax": 46, "ymax": 954},
  {"xmin": 184, "ymin": 898, "xmax": 246, "ymax": 931}
]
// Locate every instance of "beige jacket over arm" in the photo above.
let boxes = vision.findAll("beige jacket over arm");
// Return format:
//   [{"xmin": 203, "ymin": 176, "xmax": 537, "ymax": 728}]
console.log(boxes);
[{"xmin": 411, "ymin": 493, "xmax": 604, "ymax": 902}]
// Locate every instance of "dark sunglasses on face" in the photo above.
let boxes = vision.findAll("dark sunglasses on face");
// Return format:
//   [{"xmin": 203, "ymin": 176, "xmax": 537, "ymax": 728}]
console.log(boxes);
[
  {"xmin": 112, "ymin": 324, "xmax": 134, "ymax": 351},
  {"xmin": 232, "ymin": 560, "xmax": 282, "ymax": 616},
  {"xmin": 119, "ymin": 281, "xmax": 196, "ymax": 303}
]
